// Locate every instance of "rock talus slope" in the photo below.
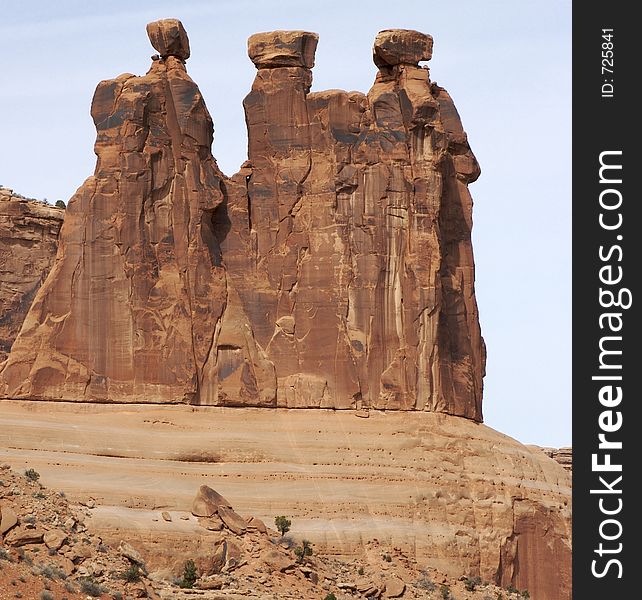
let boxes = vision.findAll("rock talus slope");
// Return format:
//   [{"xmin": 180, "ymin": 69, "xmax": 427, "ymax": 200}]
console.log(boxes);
[{"xmin": 0, "ymin": 188, "xmax": 63, "ymax": 363}]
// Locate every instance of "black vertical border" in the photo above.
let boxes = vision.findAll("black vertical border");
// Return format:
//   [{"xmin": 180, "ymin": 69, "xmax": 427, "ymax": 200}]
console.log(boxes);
[{"xmin": 573, "ymin": 2, "xmax": 636, "ymax": 598}]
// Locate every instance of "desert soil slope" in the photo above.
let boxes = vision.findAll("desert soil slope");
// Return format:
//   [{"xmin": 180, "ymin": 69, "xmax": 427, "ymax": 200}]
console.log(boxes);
[{"xmin": 1, "ymin": 401, "xmax": 571, "ymax": 599}]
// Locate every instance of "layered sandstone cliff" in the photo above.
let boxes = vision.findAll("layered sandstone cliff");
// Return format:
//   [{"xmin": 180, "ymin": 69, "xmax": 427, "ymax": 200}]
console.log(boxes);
[
  {"xmin": 0, "ymin": 21, "xmax": 274, "ymax": 404},
  {"xmin": 1, "ymin": 22, "xmax": 483, "ymax": 420},
  {"xmin": 0, "ymin": 188, "xmax": 63, "ymax": 363},
  {"xmin": 222, "ymin": 30, "xmax": 484, "ymax": 418}
]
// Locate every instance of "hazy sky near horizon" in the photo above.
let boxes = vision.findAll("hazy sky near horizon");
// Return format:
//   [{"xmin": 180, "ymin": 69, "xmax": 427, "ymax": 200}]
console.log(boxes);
[{"xmin": 0, "ymin": 1, "xmax": 571, "ymax": 447}]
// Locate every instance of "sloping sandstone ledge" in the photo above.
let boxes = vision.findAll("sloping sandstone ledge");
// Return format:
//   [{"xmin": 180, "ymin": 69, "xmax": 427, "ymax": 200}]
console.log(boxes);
[{"xmin": 0, "ymin": 400, "xmax": 571, "ymax": 599}]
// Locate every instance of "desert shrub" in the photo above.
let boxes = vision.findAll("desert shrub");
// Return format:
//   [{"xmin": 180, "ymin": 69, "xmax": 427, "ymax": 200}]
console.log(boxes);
[
  {"xmin": 39, "ymin": 563, "xmax": 66, "ymax": 580},
  {"xmin": 112, "ymin": 592, "xmax": 123, "ymax": 600},
  {"xmin": 382, "ymin": 553, "xmax": 392, "ymax": 563},
  {"xmin": 274, "ymin": 515, "xmax": 291, "ymax": 537},
  {"xmin": 33, "ymin": 492, "xmax": 47, "ymax": 500},
  {"xmin": 0, "ymin": 548, "xmax": 11, "ymax": 561},
  {"xmin": 121, "ymin": 564, "xmax": 141, "ymax": 583},
  {"xmin": 415, "ymin": 576, "xmax": 436, "ymax": 591},
  {"xmin": 63, "ymin": 581, "xmax": 76, "ymax": 593},
  {"xmin": 464, "ymin": 576, "xmax": 482, "ymax": 591},
  {"xmin": 294, "ymin": 539, "xmax": 313, "ymax": 563},
  {"xmin": 24, "ymin": 468, "xmax": 40, "ymax": 482},
  {"xmin": 79, "ymin": 577, "xmax": 105, "ymax": 597},
  {"xmin": 178, "ymin": 559, "xmax": 198, "ymax": 589},
  {"xmin": 441, "ymin": 584, "xmax": 451, "ymax": 599},
  {"xmin": 324, "ymin": 594, "xmax": 337, "ymax": 600},
  {"xmin": 521, "ymin": 592, "xmax": 530, "ymax": 599},
  {"xmin": 55, "ymin": 200, "xmax": 66, "ymax": 209},
  {"xmin": 40, "ymin": 592, "xmax": 54, "ymax": 600},
  {"xmin": 358, "ymin": 566, "xmax": 365, "ymax": 575}
]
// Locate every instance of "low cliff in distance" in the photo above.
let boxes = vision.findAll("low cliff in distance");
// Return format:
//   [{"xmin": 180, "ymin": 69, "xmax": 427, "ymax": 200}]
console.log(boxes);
[{"xmin": 0, "ymin": 188, "xmax": 63, "ymax": 363}]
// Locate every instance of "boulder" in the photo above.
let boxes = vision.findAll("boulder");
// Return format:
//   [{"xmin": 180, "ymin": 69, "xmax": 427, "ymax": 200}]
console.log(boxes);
[
  {"xmin": 383, "ymin": 576, "xmax": 406, "ymax": 597},
  {"xmin": 43, "ymin": 528, "xmax": 67, "ymax": 550},
  {"xmin": 146, "ymin": 18, "xmax": 190, "ymax": 60},
  {"xmin": 245, "ymin": 516, "xmax": 267, "ymax": 533},
  {"xmin": 0, "ymin": 504, "xmax": 18, "ymax": 534},
  {"xmin": 248, "ymin": 30, "xmax": 318, "ymax": 68},
  {"xmin": 217, "ymin": 506, "xmax": 247, "ymax": 535},
  {"xmin": 260, "ymin": 549, "xmax": 296, "ymax": 572},
  {"xmin": 192, "ymin": 486, "xmax": 233, "ymax": 518},
  {"xmin": 4, "ymin": 525, "xmax": 45, "ymax": 546},
  {"xmin": 118, "ymin": 541, "xmax": 145, "ymax": 565},
  {"xmin": 373, "ymin": 29, "xmax": 433, "ymax": 66}
]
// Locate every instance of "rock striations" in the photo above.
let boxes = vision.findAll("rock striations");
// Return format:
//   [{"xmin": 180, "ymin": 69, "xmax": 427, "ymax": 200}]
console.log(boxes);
[
  {"xmin": 0, "ymin": 188, "xmax": 64, "ymax": 363},
  {"xmin": 1, "ymin": 22, "xmax": 483, "ymax": 418},
  {"xmin": 222, "ymin": 29, "xmax": 484, "ymax": 417},
  {"xmin": 0, "ymin": 20, "xmax": 274, "ymax": 405}
]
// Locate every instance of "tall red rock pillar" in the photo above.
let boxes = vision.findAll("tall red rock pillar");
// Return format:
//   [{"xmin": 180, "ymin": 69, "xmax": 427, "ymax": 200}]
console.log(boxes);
[
  {"xmin": 222, "ymin": 29, "xmax": 485, "ymax": 419},
  {"xmin": 0, "ymin": 20, "xmax": 275, "ymax": 405}
]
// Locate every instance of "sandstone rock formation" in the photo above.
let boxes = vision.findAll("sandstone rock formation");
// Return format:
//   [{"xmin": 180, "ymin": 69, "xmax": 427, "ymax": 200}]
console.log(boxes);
[
  {"xmin": 1, "ymin": 403, "xmax": 571, "ymax": 599},
  {"xmin": 222, "ymin": 29, "xmax": 485, "ymax": 417},
  {"xmin": 0, "ymin": 188, "xmax": 63, "ymax": 363},
  {"xmin": 0, "ymin": 20, "xmax": 274, "ymax": 405},
  {"xmin": 536, "ymin": 446, "xmax": 573, "ymax": 474},
  {"xmin": 1, "ymin": 22, "xmax": 483, "ymax": 420}
]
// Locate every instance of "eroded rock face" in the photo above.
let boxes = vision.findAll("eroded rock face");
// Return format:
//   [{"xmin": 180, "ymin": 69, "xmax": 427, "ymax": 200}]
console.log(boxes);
[
  {"xmin": 222, "ymin": 29, "xmax": 485, "ymax": 418},
  {"xmin": 0, "ymin": 188, "xmax": 63, "ymax": 363},
  {"xmin": 0, "ymin": 22, "xmax": 275, "ymax": 404},
  {"xmin": 1, "ymin": 24, "xmax": 484, "ymax": 421}
]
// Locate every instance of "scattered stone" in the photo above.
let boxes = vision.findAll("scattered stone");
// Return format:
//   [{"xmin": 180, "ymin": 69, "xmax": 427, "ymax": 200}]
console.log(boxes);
[
  {"xmin": 161, "ymin": 511, "xmax": 172, "ymax": 522},
  {"xmin": 245, "ymin": 516, "xmax": 267, "ymax": 534},
  {"xmin": 43, "ymin": 528, "xmax": 67, "ymax": 550}
]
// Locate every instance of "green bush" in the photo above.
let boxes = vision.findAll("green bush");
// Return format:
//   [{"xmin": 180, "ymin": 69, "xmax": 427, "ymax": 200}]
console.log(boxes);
[
  {"xmin": 179, "ymin": 559, "xmax": 198, "ymax": 589},
  {"xmin": 55, "ymin": 200, "xmax": 66, "ymax": 209},
  {"xmin": 324, "ymin": 594, "xmax": 337, "ymax": 600},
  {"xmin": 274, "ymin": 516, "xmax": 291, "ymax": 537},
  {"xmin": 294, "ymin": 539, "xmax": 313, "ymax": 563},
  {"xmin": 441, "ymin": 584, "xmax": 451, "ymax": 600},
  {"xmin": 24, "ymin": 468, "xmax": 40, "ymax": 482},
  {"xmin": 40, "ymin": 592, "xmax": 54, "ymax": 600},
  {"xmin": 121, "ymin": 564, "xmax": 141, "ymax": 583}
]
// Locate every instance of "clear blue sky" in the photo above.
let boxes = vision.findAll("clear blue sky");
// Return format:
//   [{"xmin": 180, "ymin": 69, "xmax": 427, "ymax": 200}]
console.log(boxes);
[{"xmin": 0, "ymin": 1, "xmax": 571, "ymax": 447}]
